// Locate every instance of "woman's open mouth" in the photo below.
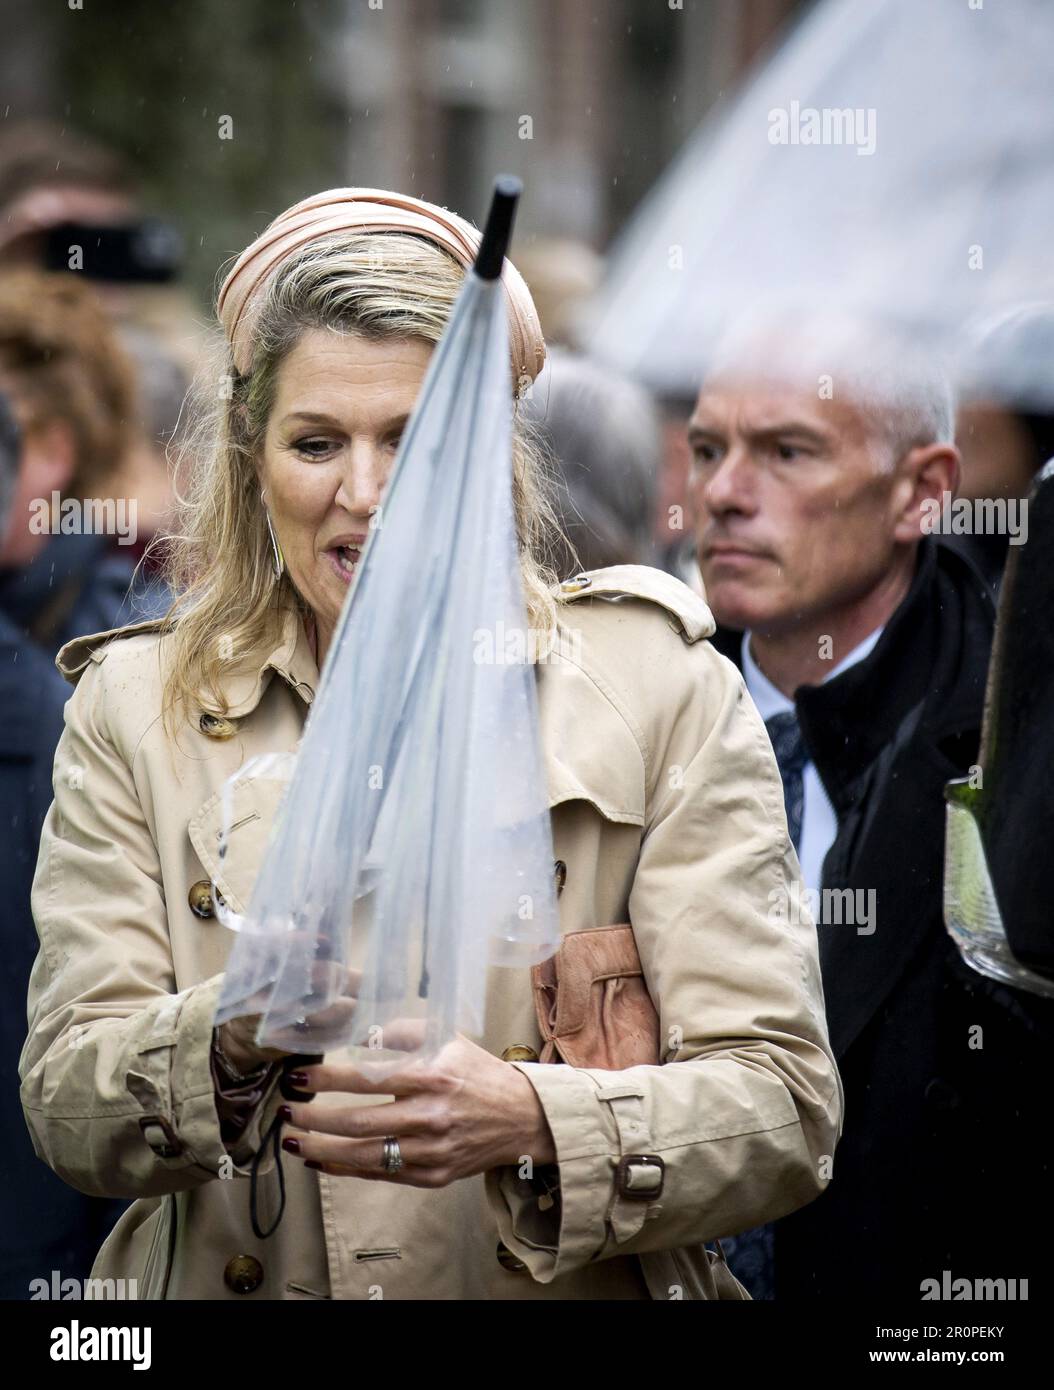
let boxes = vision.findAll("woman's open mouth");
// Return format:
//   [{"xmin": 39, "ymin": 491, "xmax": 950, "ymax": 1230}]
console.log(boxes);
[{"xmin": 326, "ymin": 541, "xmax": 364, "ymax": 584}]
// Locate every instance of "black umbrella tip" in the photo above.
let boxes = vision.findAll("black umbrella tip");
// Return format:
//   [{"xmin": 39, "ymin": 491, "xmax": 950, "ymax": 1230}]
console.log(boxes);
[
  {"xmin": 493, "ymin": 173, "xmax": 523, "ymax": 199},
  {"xmin": 475, "ymin": 176, "xmax": 522, "ymax": 282}
]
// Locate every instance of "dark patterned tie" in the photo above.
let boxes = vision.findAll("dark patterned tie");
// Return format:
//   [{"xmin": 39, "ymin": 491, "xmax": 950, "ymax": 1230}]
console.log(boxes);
[{"xmin": 765, "ymin": 710, "xmax": 807, "ymax": 854}]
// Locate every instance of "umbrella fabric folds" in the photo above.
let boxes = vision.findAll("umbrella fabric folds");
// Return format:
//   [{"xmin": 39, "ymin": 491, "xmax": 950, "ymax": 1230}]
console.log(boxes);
[
  {"xmin": 215, "ymin": 180, "xmax": 561, "ymax": 1073},
  {"xmin": 583, "ymin": 0, "xmax": 1054, "ymax": 406}
]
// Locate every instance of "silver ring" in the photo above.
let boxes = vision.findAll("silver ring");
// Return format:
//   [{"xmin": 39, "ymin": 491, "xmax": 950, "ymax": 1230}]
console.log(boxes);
[{"xmin": 381, "ymin": 1136, "xmax": 404, "ymax": 1174}]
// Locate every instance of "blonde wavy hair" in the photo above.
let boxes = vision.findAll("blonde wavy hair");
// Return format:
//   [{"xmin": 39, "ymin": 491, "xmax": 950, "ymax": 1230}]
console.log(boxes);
[{"xmin": 155, "ymin": 230, "xmax": 568, "ymax": 739}]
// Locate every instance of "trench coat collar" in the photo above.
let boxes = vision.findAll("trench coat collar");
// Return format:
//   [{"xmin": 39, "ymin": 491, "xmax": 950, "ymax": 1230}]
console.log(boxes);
[
  {"xmin": 217, "ymin": 598, "xmax": 319, "ymax": 717},
  {"xmin": 54, "ymin": 595, "xmax": 320, "ymax": 715}
]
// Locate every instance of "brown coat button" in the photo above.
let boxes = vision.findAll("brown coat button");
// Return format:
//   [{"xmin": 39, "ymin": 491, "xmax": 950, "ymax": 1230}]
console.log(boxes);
[
  {"xmin": 188, "ymin": 880, "xmax": 215, "ymax": 918},
  {"xmin": 199, "ymin": 712, "xmax": 237, "ymax": 739},
  {"xmin": 501, "ymin": 1045, "xmax": 539, "ymax": 1063},
  {"xmin": 553, "ymin": 860, "xmax": 566, "ymax": 896},
  {"xmin": 496, "ymin": 1241, "xmax": 528, "ymax": 1273},
  {"xmin": 224, "ymin": 1254, "xmax": 264, "ymax": 1294}
]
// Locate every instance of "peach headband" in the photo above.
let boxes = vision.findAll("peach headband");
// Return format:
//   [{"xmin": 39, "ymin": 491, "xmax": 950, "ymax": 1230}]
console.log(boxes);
[{"xmin": 217, "ymin": 187, "xmax": 546, "ymax": 384}]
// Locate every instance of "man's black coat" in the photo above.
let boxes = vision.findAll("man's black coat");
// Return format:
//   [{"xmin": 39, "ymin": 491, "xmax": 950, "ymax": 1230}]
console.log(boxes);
[{"xmin": 711, "ymin": 538, "xmax": 1052, "ymax": 1300}]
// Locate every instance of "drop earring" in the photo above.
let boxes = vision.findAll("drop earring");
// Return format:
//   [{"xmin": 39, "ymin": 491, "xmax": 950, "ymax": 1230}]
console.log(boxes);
[{"xmin": 261, "ymin": 491, "xmax": 285, "ymax": 581}]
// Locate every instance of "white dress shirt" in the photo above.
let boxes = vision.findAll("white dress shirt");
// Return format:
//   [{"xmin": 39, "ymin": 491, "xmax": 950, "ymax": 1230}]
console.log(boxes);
[{"xmin": 742, "ymin": 629, "xmax": 883, "ymax": 890}]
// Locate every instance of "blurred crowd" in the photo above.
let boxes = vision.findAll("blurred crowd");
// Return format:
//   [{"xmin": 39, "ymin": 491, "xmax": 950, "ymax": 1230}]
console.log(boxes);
[
  {"xmin": 2, "ymin": 117, "xmax": 1051, "ymax": 1301},
  {"xmin": 0, "ymin": 122, "xmax": 191, "ymax": 1297}
]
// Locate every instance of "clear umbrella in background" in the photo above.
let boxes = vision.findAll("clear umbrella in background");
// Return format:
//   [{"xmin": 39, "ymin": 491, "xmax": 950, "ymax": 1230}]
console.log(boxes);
[
  {"xmin": 583, "ymin": 0, "xmax": 1054, "ymax": 407},
  {"xmin": 215, "ymin": 178, "xmax": 561, "ymax": 1074}
]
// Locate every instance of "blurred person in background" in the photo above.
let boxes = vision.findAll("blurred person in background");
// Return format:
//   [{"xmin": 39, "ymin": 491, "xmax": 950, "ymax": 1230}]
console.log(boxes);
[
  {"xmin": 0, "ymin": 120, "xmax": 197, "ymax": 567},
  {"xmin": 0, "ymin": 120, "xmax": 199, "ymax": 375},
  {"xmin": 515, "ymin": 238, "xmax": 603, "ymax": 350},
  {"xmin": 0, "ymin": 387, "xmax": 125, "ymax": 1299},
  {"xmin": 0, "ymin": 121, "xmax": 135, "ymax": 278},
  {"xmin": 0, "ymin": 270, "xmax": 168, "ymax": 656},
  {"xmin": 522, "ymin": 347, "xmax": 660, "ymax": 577},
  {"xmin": 688, "ymin": 334, "xmax": 1052, "ymax": 1300}
]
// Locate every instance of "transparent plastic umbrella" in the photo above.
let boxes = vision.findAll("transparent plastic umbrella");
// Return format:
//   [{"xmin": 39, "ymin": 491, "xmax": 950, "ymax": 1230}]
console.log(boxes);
[
  {"xmin": 214, "ymin": 178, "xmax": 561, "ymax": 1074},
  {"xmin": 583, "ymin": 0, "xmax": 1054, "ymax": 406}
]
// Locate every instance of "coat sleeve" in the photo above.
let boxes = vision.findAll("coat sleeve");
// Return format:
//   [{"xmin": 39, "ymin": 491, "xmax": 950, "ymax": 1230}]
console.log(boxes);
[
  {"xmin": 19, "ymin": 653, "xmax": 280, "ymax": 1200},
  {"xmin": 485, "ymin": 647, "xmax": 844, "ymax": 1282}
]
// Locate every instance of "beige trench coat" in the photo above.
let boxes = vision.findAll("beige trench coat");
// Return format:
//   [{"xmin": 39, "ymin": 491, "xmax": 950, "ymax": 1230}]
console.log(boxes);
[{"xmin": 20, "ymin": 564, "xmax": 842, "ymax": 1300}]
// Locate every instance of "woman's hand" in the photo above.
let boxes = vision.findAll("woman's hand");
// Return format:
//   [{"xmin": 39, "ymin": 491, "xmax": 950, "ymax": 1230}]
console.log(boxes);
[
  {"xmin": 216, "ymin": 965, "xmax": 362, "ymax": 1075},
  {"xmin": 215, "ymin": 1015, "xmax": 290, "ymax": 1076},
  {"xmin": 278, "ymin": 1034, "xmax": 557, "ymax": 1187}
]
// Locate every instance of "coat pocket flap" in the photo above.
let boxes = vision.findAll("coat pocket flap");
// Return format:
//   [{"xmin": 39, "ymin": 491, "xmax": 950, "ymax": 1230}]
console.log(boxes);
[{"xmin": 187, "ymin": 773, "xmax": 290, "ymax": 917}]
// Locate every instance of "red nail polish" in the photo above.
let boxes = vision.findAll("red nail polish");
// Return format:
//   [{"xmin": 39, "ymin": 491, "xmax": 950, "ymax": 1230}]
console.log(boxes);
[
  {"xmin": 277, "ymin": 1104, "xmax": 293, "ymax": 1123},
  {"xmin": 282, "ymin": 1136, "xmax": 301, "ymax": 1155},
  {"xmin": 287, "ymin": 1071, "xmax": 309, "ymax": 1088}
]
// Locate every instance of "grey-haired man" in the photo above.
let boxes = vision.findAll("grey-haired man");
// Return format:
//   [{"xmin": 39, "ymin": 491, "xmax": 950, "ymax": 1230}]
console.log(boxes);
[{"xmin": 688, "ymin": 352, "xmax": 1048, "ymax": 1300}]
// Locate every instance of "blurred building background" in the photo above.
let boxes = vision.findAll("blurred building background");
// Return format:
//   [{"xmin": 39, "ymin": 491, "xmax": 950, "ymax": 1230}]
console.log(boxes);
[{"xmin": 0, "ymin": 0, "xmax": 805, "ymax": 306}]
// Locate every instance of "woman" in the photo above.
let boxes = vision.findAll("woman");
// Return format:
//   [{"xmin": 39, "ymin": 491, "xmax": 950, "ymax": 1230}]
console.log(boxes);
[{"xmin": 21, "ymin": 189, "xmax": 841, "ymax": 1300}]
